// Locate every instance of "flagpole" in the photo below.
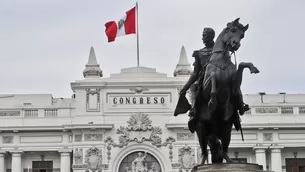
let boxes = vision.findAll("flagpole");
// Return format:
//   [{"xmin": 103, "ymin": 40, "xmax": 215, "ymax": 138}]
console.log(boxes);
[{"xmin": 136, "ymin": 2, "xmax": 140, "ymax": 67}]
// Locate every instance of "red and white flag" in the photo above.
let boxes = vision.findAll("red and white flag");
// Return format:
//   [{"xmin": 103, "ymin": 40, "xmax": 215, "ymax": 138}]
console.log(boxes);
[{"xmin": 105, "ymin": 6, "xmax": 136, "ymax": 42}]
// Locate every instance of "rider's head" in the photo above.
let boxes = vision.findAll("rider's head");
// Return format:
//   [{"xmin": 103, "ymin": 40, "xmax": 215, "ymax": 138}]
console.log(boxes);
[
  {"xmin": 202, "ymin": 27, "xmax": 215, "ymax": 45},
  {"xmin": 138, "ymin": 152, "xmax": 142, "ymax": 157}
]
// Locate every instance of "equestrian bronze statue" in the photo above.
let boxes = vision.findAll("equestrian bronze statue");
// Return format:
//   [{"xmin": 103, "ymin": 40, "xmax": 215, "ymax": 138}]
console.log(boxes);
[{"xmin": 174, "ymin": 18, "xmax": 259, "ymax": 164}]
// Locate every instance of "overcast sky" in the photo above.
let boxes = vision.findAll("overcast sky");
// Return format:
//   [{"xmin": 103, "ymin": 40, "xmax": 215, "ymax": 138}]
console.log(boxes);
[{"xmin": 0, "ymin": 0, "xmax": 304, "ymax": 98}]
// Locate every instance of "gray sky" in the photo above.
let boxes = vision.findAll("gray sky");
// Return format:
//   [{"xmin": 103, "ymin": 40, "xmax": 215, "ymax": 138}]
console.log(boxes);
[{"xmin": 0, "ymin": 0, "xmax": 304, "ymax": 98}]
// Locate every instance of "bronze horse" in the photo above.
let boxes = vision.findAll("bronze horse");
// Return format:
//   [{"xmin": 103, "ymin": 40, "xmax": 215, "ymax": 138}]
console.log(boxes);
[{"xmin": 195, "ymin": 18, "xmax": 259, "ymax": 164}]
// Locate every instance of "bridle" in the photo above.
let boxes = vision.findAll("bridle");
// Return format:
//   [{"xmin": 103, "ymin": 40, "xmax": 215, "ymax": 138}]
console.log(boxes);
[{"xmin": 205, "ymin": 33, "xmax": 238, "ymax": 70}]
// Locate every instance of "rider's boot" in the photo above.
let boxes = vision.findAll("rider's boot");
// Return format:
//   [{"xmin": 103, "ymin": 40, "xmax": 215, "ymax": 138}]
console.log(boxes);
[
  {"xmin": 239, "ymin": 103, "xmax": 250, "ymax": 115},
  {"xmin": 236, "ymin": 89, "xmax": 250, "ymax": 115}
]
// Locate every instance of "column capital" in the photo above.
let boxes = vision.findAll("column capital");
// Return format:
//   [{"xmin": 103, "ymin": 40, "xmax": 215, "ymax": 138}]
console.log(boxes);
[
  {"xmin": 270, "ymin": 145, "xmax": 284, "ymax": 153},
  {"xmin": 58, "ymin": 148, "xmax": 72, "ymax": 153},
  {"xmin": 0, "ymin": 150, "xmax": 7, "ymax": 155},
  {"xmin": 253, "ymin": 146, "xmax": 268, "ymax": 151},
  {"xmin": 0, "ymin": 150, "xmax": 6, "ymax": 158},
  {"xmin": 9, "ymin": 150, "xmax": 23, "ymax": 156},
  {"xmin": 270, "ymin": 145, "xmax": 284, "ymax": 149}
]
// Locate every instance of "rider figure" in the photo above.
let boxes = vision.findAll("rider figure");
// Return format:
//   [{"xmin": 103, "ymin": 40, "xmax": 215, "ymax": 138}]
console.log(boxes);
[
  {"xmin": 180, "ymin": 27, "xmax": 249, "ymax": 133},
  {"xmin": 179, "ymin": 27, "xmax": 215, "ymax": 133}
]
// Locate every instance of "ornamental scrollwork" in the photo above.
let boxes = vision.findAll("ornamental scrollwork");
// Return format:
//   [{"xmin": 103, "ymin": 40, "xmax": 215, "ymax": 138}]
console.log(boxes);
[
  {"xmin": 104, "ymin": 113, "xmax": 176, "ymax": 162},
  {"xmin": 85, "ymin": 146, "xmax": 102, "ymax": 171},
  {"xmin": 129, "ymin": 87, "xmax": 149, "ymax": 94},
  {"xmin": 3, "ymin": 136, "xmax": 13, "ymax": 144},
  {"xmin": 178, "ymin": 145, "xmax": 196, "ymax": 172},
  {"xmin": 0, "ymin": 111, "xmax": 20, "ymax": 116},
  {"xmin": 126, "ymin": 113, "xmax": 152, "ymax": 131},
  {"xmin": 74, "ymin": 148, "xmax": 83, "ymax": 164}
]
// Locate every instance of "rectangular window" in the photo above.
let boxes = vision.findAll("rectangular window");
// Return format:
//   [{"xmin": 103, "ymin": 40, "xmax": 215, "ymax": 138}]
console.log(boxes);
[{"xmin": 32, "ymin": 161, "xmax": 53, "ymax": 172}]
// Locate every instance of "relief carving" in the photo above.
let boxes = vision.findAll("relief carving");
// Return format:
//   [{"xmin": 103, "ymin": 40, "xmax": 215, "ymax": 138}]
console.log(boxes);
[
  {"xmin": 3, "ymin": 136, "xmax": 13, "ymax": 144},
  {"xmin": 85, "ymin": 146, "xmax": 103, "ymax": 171},
  {"xmin": 72, "ymin": 164, "xmax": 108, "ymax": 170},
  {"xmin": 164, "ymin": 137, "xmax": 176, "ymax": 162},
  {"xmin": 255, "ymin": 107, "xmax": 278, "ymax": 113},
  {"xmin": 126, "ymin": 113, "xmax": 153, "ymax": 131},
  {"xmin": 129, "ymin": 87, "xmax": 149, "ymax": 94},
  {"xmin": 74, "ymin": 148, "xmax": 83, "ymax": 164},
  {"xmin": 171, "ymin": 163, "xmax": 182, "ymax": 169},
  {"xmin": 105, "ymin": 113, "xmax": 176, "ymax": 148},
  {"xmin": 75, "ymin": 135, "xmax": 82, "ymax": 142},
  {"xmin": 177, "ymin": 133, "xmax": 195, "ymax": 141},
  {"xmin": 104, "ymin": 113, "xmax": 176, "ymax": 162},
  {"xmin": 178, "ymin": 145, "xmax": 195, "ymax": 171},
  {"xmin": 263, "ymin": 133, "xmax": 273, "ymax": 141},
  {"xmin": 0, "ymin": 111, "xmax": 20, "ymax": 116},
  {"xmin": 84, "ymin": 134, "xmax": 103, "ymax": 141},
  {"xmin": 197, "ymin": 147, "xmax": 202, "ymax": 164}
]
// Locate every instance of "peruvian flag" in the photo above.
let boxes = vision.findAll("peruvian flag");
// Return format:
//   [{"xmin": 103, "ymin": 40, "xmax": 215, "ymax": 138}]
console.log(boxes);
[{"xmin": 105, "ymin": 6, "xmax": 136, "ymax": 42}]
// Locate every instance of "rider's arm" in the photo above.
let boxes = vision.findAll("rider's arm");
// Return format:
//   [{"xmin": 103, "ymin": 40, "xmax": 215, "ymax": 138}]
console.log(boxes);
[{"xmin": 181, "ymin": 52, "xmax": 201, "ymax": 94}]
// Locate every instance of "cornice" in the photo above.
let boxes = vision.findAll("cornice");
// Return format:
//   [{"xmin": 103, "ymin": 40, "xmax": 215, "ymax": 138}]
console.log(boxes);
[
  {"xmin": 0, "ymin": 124, "xmax": 114, "ymax": 132},
  {"xmin": 165, "ymin": 123, "xmax": 305, "ymax": 130}
]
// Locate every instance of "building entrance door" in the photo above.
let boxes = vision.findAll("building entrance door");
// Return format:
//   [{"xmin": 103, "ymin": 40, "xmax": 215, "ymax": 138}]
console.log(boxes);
[{"xmin": 32, "ymin": 161, "xmax": 53, "ymax": 172}]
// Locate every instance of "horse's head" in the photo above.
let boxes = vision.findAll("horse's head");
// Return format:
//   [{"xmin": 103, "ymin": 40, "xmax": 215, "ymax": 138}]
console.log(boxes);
[{"xmin": 223, "ymin": 18, "xmax": 249, "ymax": 52}]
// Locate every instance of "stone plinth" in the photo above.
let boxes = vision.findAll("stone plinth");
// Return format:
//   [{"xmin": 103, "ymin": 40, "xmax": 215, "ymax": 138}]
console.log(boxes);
[{"xmin": 193, "ymin": 163, "xmax": 273, "ymax": 172}]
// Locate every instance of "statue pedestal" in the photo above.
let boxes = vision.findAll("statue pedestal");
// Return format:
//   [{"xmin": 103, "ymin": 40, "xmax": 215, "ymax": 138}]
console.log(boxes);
[{"xmin": 192, "ymin": 163, "xmax": 273, "ymax": 172}]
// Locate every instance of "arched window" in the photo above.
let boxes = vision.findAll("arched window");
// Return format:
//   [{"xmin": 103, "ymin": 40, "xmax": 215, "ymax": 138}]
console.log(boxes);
[{"xmin": 118, "ymin": 151, "xmax": 162, "ymax": 172}]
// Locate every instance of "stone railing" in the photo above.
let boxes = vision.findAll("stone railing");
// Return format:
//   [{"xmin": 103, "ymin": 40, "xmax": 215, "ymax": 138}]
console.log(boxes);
[
  {"xmin": 24, "ymin": 110, "xmax": 38, "ymax": 117},
  {"xmin": 0, "ymin": 109, "xmax": 61, "ymax": 118},
  {"xmin": 44, "ymin": 109, "xmax": 58, "ymax": 117},
  {"xmin": 246, "ymin": 106, "xmax": 305, "ymax": 115}
]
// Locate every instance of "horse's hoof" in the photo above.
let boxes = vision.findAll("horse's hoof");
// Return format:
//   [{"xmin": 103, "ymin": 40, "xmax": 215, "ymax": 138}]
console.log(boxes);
[
  {"xmin": 201, "ymin": 156, "xmax": 208, "ymax": 165},
  {"xmin": 250, "ymin": 67, "xmax": 260, "ymax": 74},
  {"xmin": 223, "ymin": 153, "xmax": 233, "ymax": 163}
]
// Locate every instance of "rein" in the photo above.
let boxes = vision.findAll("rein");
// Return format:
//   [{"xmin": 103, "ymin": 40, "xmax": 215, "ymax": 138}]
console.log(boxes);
[{"xmin": 205, "ymin": 38, "xmax": 238, "ymax": 70}]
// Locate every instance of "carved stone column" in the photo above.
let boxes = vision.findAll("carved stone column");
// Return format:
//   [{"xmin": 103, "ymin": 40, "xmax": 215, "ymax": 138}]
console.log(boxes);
[
  {"xmin": 0, "ymin": 150, "xmax": 6, "ymax": 172},
  {"xmin": 270, "ymin": 146, "xmax": 283, "ymax": 172},
  {"xmin": 11, "ymin": 150, "xmax": 23, "ymax": 172},
  {"xmin": 253, "ymin": 146, "xmax": 267, "ymax": 170},
  {"xmin": 59, "ymin": 149, "xmax": 72, "ymax": 172}
]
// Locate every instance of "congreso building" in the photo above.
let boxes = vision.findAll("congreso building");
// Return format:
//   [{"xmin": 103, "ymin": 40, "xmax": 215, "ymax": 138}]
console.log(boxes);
[{"xmin": 0, "ymin": 46, "xmax": 304, "ymax": 172}]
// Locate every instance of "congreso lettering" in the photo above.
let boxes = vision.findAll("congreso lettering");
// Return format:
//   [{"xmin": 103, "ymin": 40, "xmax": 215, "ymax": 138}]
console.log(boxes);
[{"xmin": 112, "ymin": 96, "xmax": 166, "ymax": 105}]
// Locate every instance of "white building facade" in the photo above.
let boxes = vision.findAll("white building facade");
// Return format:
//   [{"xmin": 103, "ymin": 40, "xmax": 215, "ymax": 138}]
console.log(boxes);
[{"xmin": 0, "ymin": 47, "xmax": 304, "ymax": 172}]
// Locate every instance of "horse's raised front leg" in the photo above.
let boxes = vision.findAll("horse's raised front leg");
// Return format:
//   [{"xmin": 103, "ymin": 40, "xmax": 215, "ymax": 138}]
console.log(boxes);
[
  {"xmin": 235, "ymin": 62, "xmax": 259, "ymax": 88},
  {"xmin": 234, "ymin": 62, "xmax": 259, "ymax": 115}
]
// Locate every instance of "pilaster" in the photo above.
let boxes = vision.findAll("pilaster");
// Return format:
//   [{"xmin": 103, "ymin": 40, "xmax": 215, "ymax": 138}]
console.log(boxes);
[
  {"xmin": 253, "ymin": 146, "xmax": 267, "ymax": 170},
  {"xmin": 0, "ymin": 150, "xmax": 6, "ymax": 172},
  {"xmin": 59, "ymin": 149, "xmax": 72, "ymax": 172},
  {"xmin": 270, "ymin": 145, "xmax": 283, "ymax": 172},
  {"xmin": 10, "ymin": 150, "xmax": 23, "ymax": 172}
]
